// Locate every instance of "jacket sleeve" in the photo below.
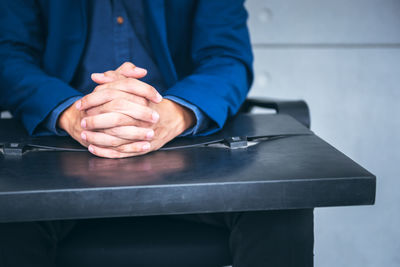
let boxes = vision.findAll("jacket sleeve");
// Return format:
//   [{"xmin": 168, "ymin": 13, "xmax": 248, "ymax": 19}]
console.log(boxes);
[
  {"xmin": 0, "ymin": 0, "xmax": 82, "ymax": 135},
  {"xmin": 163, "ymin": 0, "xmax": 253, "ymax": 135}
]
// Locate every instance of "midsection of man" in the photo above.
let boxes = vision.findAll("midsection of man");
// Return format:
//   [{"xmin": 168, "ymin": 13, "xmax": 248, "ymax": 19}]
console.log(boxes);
[{"xmin": 0, "ymin": 0, "xmax": 253, "ymax": 159}]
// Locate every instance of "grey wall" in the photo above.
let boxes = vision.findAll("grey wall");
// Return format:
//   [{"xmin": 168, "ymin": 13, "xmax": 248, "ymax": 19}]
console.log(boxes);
[{"xmin": 245, "ymin": 0, "xmax": 400, "ymax": 266}]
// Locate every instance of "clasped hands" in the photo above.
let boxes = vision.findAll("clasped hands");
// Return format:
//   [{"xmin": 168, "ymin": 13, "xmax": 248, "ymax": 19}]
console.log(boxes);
[{"xmin": 58, "ymin": 62, "xmax": 195, "ymax": 158}]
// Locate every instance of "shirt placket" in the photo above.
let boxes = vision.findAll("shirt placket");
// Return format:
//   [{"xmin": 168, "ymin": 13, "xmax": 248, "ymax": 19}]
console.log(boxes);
[{"xmin": 113, "ymin": 0, "xmax": 131, "ymax": 66}]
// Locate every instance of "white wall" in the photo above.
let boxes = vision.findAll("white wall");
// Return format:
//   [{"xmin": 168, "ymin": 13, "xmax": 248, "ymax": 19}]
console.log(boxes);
[{"xmin": 245, "ymin": 0, "xmax": 400, "ymax": 266}]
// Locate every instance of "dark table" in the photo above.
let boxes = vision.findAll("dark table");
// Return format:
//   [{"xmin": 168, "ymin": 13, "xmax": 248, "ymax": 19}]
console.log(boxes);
[{"xmin": 0, "ymin": 114, "xmax": 375, "ymax": 223}]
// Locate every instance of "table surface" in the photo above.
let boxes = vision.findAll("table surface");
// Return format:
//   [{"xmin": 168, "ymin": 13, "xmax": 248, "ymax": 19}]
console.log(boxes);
[{"xmin": 0, "ymin": 114, "xmax": 376, "ymax": 222}]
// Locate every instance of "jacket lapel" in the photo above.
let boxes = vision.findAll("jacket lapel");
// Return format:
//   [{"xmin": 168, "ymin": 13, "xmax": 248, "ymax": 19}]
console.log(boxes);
[{"xmin": 143, "ymin": 0, "xmax": 178, "ymax": 88}]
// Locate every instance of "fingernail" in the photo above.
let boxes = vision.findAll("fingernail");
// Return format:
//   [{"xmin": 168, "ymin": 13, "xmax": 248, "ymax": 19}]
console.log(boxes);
[
  {"xmin": 92, "ymin": 73, "xmax": 105, "ymax": 79},
  {"xmin": 88, "ymin": 145, "xmax": 94, "ymax": 153},
  {"xmin": 146, "ymin": 130, "xmax": 154, "ymax": 140},
  {"xmin": 156, "ymin": 93, "xmax": 163, "ymax": 103},
  {"xmin": 142, "ymin": 143, "xmax": 151, "ymax": 151},
  {"xmin": 133, "ymin": 67, "xmax": 147, "ymax": 75},
  {"xmin": 152, "ymin": 111, "xmax": 160, "ymax": 122},
  {"xmin": 75, "ymin": 100, "xmax": 82, "ymax": 110},
  {"xmin": 81, "ymin": 132, "xmax": 86, "ymax": 140},
  {"xmin": 81, "ymin": 119, "xmax": 87, "ymax": 128}
]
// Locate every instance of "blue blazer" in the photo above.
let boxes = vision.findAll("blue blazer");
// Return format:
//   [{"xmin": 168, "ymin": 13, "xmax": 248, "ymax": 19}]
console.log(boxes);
[{"xmin": 0, "ymin": 0, "xmax": 253, "ymax": 135}]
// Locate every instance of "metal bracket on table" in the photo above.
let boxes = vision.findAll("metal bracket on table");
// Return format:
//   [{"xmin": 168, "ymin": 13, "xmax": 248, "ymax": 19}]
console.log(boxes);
[
  {"xmin": 2, "ymin": 143, "xmax": 26, "ymax": 157},
  {"xmin": 223, "ymin": 136, "xmax": 248, "ymax": 149}
]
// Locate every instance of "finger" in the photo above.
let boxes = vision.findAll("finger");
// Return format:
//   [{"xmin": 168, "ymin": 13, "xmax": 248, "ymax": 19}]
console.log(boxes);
[
  {"xmin": 91, "ymin": 71, "xmax": 123, "ymax": 84},
  {"xmin": 116, "ymin": 62, "xmax": 147, "ymax": 78},
  {"xmin": 95, "ymin": 79, "xmax": 162, "ymax": 104},
  {"xmin": 114, "ymin": 141, "xmax": 151, "ymax": 153},
  {"xmin": 102, "ymin": 126, "xmax": 154, "ymax": 141},
  {"xmin": 78, "ymin": 88, "xmax": 148, "ymax": 111},
  {"xmin": 85, "ymin": 107, "xmax": 153, "ymax": 128},
  {"xmin": 85, "ymin": 96, "xmax": 148, "ymax": 116},
  {"xmin": 81, "ymin": 131, "xmax": 132, "ymax": 147},
  {"xmin": 83, "ymin": 99, "xmax": 159, "ymax": 124},
  {"xmin": 91, "ymin": 63, "xmax": 147, "ymax": 85},
  {"xmin": 88, "ymin": 143, "xmax": 150, "ymax": 159},
  {"xmin": 81, "ymin": 112, "xmax": 136, "ymax": 130}
]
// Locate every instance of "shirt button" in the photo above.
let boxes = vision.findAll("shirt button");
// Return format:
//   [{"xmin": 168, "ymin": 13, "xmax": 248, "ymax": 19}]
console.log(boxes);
[{"xmin": 117, "ymin": 16, "xmax": 124, "ymax": 24}]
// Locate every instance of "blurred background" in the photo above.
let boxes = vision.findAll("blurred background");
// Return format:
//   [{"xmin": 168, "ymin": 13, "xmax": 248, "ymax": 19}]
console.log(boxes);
[{"xmin": 245, "ymin": 0, "xmax": 400, "ymax": 266}]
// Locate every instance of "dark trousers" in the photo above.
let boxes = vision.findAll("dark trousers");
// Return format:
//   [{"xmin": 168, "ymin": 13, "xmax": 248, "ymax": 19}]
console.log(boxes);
[{"xmin": 0, "ymin": 209, "xmax": 314, "ymax": 267}]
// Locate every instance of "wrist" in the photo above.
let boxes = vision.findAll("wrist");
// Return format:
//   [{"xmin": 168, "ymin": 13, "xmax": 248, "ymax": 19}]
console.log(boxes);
[
  {"xmin": 57, "ymin": 102, "xmax": 78, "ymax": 132},
  {"xmin": 180, "ymin": 105, "xmax": 196, "ymax": 132},
  {"xmin": 161, "ymin": 99, "xmax": 196, "ymax": 134}
]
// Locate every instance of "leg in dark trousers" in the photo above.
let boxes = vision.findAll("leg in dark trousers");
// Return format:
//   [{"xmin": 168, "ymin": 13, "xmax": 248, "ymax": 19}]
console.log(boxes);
[
  {"xmin": 178, "ymin": 209, "xmax": 314, "ymax": 267},
  {"xmin": 0, "ymin": 220, "xmax": 76, "ymax": 267},
  {"xmin": 0, "ymin": 209, "xmax": 313, "ymax": 267}
]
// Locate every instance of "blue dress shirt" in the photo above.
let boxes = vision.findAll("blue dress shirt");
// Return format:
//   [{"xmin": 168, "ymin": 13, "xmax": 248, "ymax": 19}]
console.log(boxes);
[{"xmin": 43, "ymin": 0, "xmax": 209, "ymax": 136}]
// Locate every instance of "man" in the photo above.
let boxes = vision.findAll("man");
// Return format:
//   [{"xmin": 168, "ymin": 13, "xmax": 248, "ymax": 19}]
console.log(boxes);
[{"xmin": 0, "ymin": 0, "xmax": 314, "ymax": 266}]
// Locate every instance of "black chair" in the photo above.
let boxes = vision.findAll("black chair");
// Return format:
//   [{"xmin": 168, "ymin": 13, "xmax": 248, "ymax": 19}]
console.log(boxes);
[{"xmin": 55, "ymin": 97, "xmax": 311, "ymax": 267}]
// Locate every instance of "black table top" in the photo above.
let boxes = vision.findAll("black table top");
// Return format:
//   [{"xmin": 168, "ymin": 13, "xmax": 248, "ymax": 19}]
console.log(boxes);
[{"xmin": 0, "ymin": 114, "xmax": 375, "ymax": 222}]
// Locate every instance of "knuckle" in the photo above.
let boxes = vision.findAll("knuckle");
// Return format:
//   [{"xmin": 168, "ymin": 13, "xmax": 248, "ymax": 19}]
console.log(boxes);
[
  {"xmin": 86, "ymin": 107, "xmax": 99, "ymax": 116},
  {"xmin": 136, "ymin": 120, "xmax": 151, "ymax": 128},
  {"xmin": 84, "ymin": 132, "xmax": 93, "ymax": 142},
  {"xmin": 93, "ymin": 85, "xmax": 103, "ymax": 92},
  {"xmin": 122, "ymin": 62, "xmax": 135, "ymax": 68},
  {"xmin": 117, "ymin": 98, "xmax": 128, "ymax": 108},
  {"xmin": 116, "ymin": 145, "xmax": 128, "ymax": 153},
  {"xmin": 104, "ymin": 71, "xmax": 115, "ymax": 77},
  {"xmin": 107, "ymin": 127, "xmax": 119, "ymax": 136},
  {"xmin": 117, "ymin": 143, "xmax": 138, "ymax": 153},
  {"xmin": 110, "ymin": 139, "xmax": 121, "ymax": 147},
  {"xmin": 80, "ymin": 97, "xmax": 87, "ymax": 107},
  {"xmin": 149, "ymin": 85, "xmax": 157, "ymax": 93},
  {"xmin": 136, "ymin": 97, "xmax": 148, "ymax": 106},
  {"xmin": 83, "ymin": 97, "xmax": 93, "ymax": 107},
  {"xmin": 116, "ymin": 73, "xmax": 126, "ymax": 80},
  {"xmin": 143, "ymin": 107, "xmax": 154, "ymax": 120},
  {"xmin": 133, "ymin": 143, "xmax": 143, "ymax": 152},
  {"xmin": 90, "ymin": 119, "xmax": 98, "ymax": 129},
  {"xmin": 85, "ymin": 109, "xmax": 94, "ymax": 116},
  {"xmin": 110, "ymin": 99, "xmax": 122, "ymax": 109},
  {"xmin": 146, "ymin": 85, "xmax": 156, "ymax": 95},
  {"xmin": 139, "ymin": 132, "xmax": 148, "ymax": 140},
  {"xmin": 103, "ymin": 89, "xmax": 115, "ymax": 100},
  {"xmin": 89, "ymin": 117, "xmax": 99, "ymax": 129},
  {"xmin": 85, "ymin": 117, "xmax": 93, "ymax": 128},
  {"xmin": 115, "ymin": 114, "xmax": 126, "ymax": 126}
]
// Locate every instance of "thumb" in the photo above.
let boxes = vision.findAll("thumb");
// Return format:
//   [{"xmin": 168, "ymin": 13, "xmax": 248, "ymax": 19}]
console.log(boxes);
[
  {"xmin": 91, "ymin": 66, "xmax": 147, "ymax": 85},
  {"xmin": 116, "ymin": 62, "xmax": 148, "ymax": 79}
]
